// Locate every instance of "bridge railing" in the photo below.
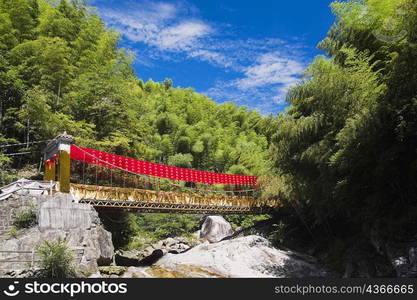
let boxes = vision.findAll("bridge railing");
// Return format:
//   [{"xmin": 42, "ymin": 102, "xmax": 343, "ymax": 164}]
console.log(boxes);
[{"xmin": 0, "ymin": 248, "xmax": 84, "ymax": 271}]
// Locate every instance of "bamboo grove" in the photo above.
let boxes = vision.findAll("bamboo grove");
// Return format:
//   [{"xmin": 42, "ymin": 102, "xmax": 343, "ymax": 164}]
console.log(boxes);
[{"xmin": 1, "ymin": 0, "xmax": 417, "ymax": 270}]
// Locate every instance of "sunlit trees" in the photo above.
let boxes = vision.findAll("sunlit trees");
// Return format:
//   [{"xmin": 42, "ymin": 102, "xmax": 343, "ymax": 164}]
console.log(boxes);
[
  {"xmin": 265, "ymin": 0, "xmax": 417, "ymax": 271},
  {"xmin": 0, "ymin": 0, "xmax": 270, "ymax": 178}
]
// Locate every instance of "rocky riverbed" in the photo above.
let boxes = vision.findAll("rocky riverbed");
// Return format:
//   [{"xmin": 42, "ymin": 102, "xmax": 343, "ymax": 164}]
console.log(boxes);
[
  {"xmin": 0, "ymin": 195, "xmax": 330, "ymax": 278},
  {"xmin": 95, "ymin": 216, "xmax": 329, "ymax": 278},
  {"xmin": 101, "ymin": 235, "xmax": 329, "ymax": 278},
  {"xmin": 2, "ymin": 187, "xmax": 417, "ymax": 278}
]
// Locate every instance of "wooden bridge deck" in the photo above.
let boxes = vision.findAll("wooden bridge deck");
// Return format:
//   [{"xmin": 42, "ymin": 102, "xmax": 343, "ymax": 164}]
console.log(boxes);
[{"xmin": 70, "ymin": 184, "xmax": 277, "ymax": 214}]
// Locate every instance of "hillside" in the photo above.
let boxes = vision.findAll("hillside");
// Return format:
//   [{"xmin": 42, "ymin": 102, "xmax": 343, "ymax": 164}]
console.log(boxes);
[
  {"xmin": 0, "ymin": 0, "xmax": 271, "ymax": 178},
  {"xmin": 1, "ymin": 0, "xmax": 417, "ymax": 278}
]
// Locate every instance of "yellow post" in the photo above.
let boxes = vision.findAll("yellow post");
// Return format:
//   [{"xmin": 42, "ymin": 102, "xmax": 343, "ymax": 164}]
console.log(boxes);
[
  {"xmin": 43, "ymin": 160, "xmax": 56, "ymax": 181},
  {"xmin": 43, "ymin": 132, "xmax": 74, "ymax": 193},
  {"xmin": 58, "ymin": 150, "xmax": 71, "ymax": 193}
]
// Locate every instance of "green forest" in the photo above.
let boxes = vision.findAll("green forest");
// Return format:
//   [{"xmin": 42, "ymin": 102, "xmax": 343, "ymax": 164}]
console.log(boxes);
[
  {"xmin": 1, "ymin": 0, "xmax": 417, "ymax": 275},
  {"xmin": 0, "ymin": 0, "xmax": 272, "ymax": 178}
]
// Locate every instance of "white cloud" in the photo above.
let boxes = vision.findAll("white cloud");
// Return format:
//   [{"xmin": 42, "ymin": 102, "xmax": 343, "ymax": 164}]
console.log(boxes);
[
  {"xmin": 94, "ymin": 0, "xmax": 309, "ymax": 114},
  {"xmin": 204, "ymin": 52, "xmax": 305, "ymax": 112},
  {"xmin": 99, "ymin": 1, "xmax": 211, "ymax": 53},
  {"xmin": 157, "ymin": 21, "xmax": 211, "ymax": 51},
  {"xmin": 236, "ymin": 52, "xmax": 305, "ymax": 90},
  {"xmin": 204, "ymin": 82, "xmax": 290, "ymax": 115},
  {"xmin": 188, "ymin": 49, "xmax": 234, "ymax": 68}
]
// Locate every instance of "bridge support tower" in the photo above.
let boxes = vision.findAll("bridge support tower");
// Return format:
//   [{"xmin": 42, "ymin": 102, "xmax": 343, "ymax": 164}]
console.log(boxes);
[{"xmin": 43, "ymin": 132, "xmax": 74, "ymax": 193}]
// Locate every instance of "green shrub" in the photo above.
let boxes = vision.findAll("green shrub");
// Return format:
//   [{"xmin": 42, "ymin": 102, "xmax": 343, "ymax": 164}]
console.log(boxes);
[
  {"xmin": 135, "ymin": 214, "xmax": 199, "ymax": 241},
  {"xmin": 224, "ymin": 214, "xmax": 270, "ymax": 230},
  {"xmin": 98, "ymin": 211, "xmax": 137, "ymax": 249},
  {"xmin": 37, "ymin": 239, "xmax": 76, "ymax": 278},
  {"xmin": 126, "ymin": 235, "xmax": 154, "ymax": 251},
  {"xmin": 9, "ymin": 226, "xmax": 19, "ymax": 238},
  {"xmin": 122, "ymin": 213, "xmax": 200, "ymax": 250},
  {"xmin": 268, "ymin": 222, "xmax": 286, "ymax": 246},
  {"xmin": 12, "ymin": 205, "xmax": 38, "ymax": 229},
  {"xmin": 0, "ymin": 154, "xmax": 13, "ymax": 184}
]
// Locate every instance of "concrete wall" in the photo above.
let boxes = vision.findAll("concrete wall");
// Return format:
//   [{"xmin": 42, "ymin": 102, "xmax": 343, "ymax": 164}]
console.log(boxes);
[
  {"xmin": 0, "ymin": 193, "xmax": 99, "ymax": 234},
  {"xmin": 38, "ymin": 194, "xmax": 99, "ymax": 230}
]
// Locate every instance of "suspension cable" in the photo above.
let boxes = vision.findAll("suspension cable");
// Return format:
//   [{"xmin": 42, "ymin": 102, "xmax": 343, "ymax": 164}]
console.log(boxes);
[
  {"xmin": 0, "ymin": 151, "xmax": 40, "ymax": 156},
  {"xmin": 72, "ymin": 144, "xmax": 259, "ymax": 194},
  {"xmin": 0, "ymin": 140, "xmax": 51, "ymax": 149}
]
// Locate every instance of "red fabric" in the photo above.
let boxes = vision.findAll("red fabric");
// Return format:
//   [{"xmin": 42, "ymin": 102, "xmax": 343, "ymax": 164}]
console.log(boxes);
[
  {"xmin": 70, "ymin": 145, "xmax": 257, "ymax": 185},
  {"xmin": 45, "ymin": 159, "xmax": 55, "ymax": 166}
]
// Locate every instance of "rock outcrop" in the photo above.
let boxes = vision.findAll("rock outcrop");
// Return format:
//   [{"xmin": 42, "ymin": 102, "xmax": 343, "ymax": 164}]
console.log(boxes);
[
  {"xmin": 199, "ymin": 216, "xmax": 233, "ymax": 243},
  {"xmin": 115, "ymin": 237, "xmax": 193, "ymax": 266},
  {"xmin": 155, "ymin": 235, "xmax": 329, "ymax": 278},
  {"xmin": 0, "ymin": 193, "xmax": 114, "ymax": 277},
  {"xmin": 115, "ymin": 250, "xmax": 143, "ymax": 267}
]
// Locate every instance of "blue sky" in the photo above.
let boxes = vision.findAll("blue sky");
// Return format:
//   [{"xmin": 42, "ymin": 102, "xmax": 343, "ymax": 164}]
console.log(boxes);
[{"xmin": 90, "ymin": 0, "xmax": 336, "ymax": 114}]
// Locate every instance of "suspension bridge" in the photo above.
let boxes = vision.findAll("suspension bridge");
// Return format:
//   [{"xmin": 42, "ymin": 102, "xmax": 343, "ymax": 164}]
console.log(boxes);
[{"xmin": 39, "ymin": 133, "xmax": 277, "ymax": 214}]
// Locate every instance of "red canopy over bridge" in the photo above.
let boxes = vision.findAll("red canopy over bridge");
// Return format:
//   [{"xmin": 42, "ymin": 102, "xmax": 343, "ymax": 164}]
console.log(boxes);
[{"xmin": 70, "ymin": 145, "xmax": 257, "ymax": 185}]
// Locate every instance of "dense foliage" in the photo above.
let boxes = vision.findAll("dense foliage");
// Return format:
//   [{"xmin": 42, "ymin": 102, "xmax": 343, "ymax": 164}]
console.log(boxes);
[
  {"xmin": 37, "ymin": 239, "xmax": 76, "ymax": 278},
  {"xmin": 0, "ymin": 0, "xmax": 272, "ymax": 253},
  {"xmin": 2, "ymin": 0, "xmax": 417, "ymax": 274},
  {"xmin": 265, "ymin": 0, "xmax": 417, "ymax": 271},
  {"xmin": 100, "ymin": 210, "xmax": 272, "ymax": 250},
  {"xmin": 98, "ymin": 210, "xmax": 200, "ymax": 249},
  {"xmin": 0, "ymin": 0, "xmax": 270, "ymax": 178},
  {"xmin": 224, "ymin": 214, "xmax": 269, "ymax": 230},
  {"xmin": 125, "ymin": 213, "xmax": 200, "ymax": 249}
]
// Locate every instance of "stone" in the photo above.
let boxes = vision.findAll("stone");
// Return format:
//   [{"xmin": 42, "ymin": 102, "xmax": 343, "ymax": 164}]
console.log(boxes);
[
  {"xmin": 156, "ymin": 235, "xmax": 329, "ymax": 278},
  {"xmin": 199, "ymin": 216, "xmax": 234, "ymax": 243},
  {"xmin": 115, "ymin": 250, "xmax": 142, "ymax": 267},
  {"xmin": 163, "ymin": 238, "xmax": 176, "ymax": 246},
  {"xmin": 38, "ymin": 194, "xmax": 99, "ymax": 230},
  {"xmin": 99, "ymin": 266, "xmax": 127, "ymax": 276},
  {"xmin": 139, "ymin": 249, "xmax": 165, "ymax": 266},
  {"xmin": 144, "ymin": 246, "xmax": 154, "ymax": 254},
  {"xmin": 113, "ymin": 236, "xmax": 195, "ymax": 267},
  {"xmin": 0, "ymin": 192, "xmax": 114, "ymax": 277},
  {"xmin": 93, "ymin": 227, "xmax": 114, "ymax": 266},
  {"xmin": 0, "ymin": 194, "xmax": 48, "ymax": 234},
  {"xmin": 176, "ymin": 237, "xmax": 187, "ymax": 243},
  {"xmin": 88, "ymin": 272, "xmax": 102, "ymax": 278},
  {"xmin": 121, "ymin": 267, "xmax": 149, "ymax": 278},
  {"xmin": 154, "ymin": 241, "xmax": 163, "ymax": 248}
]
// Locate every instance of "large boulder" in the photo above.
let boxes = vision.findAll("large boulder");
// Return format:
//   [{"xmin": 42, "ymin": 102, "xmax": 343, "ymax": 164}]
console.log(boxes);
[
  {"xmin": 199, "ymin": 216, "xmax": 233, "ymax": 243},
  {"xmin": 0, "ymin": 193, "xmax": 114, "ymax": 277},
  {"xmin": 1, "ymin": 226, "xmax": 114, "ymax": 276},
  {"xmin": 156, "ymin": 235, "xmax": 329, "ymax": 278},
  {"xmin": 65, "ymin": 226, "xmax": 114, "ymax": 268}
]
